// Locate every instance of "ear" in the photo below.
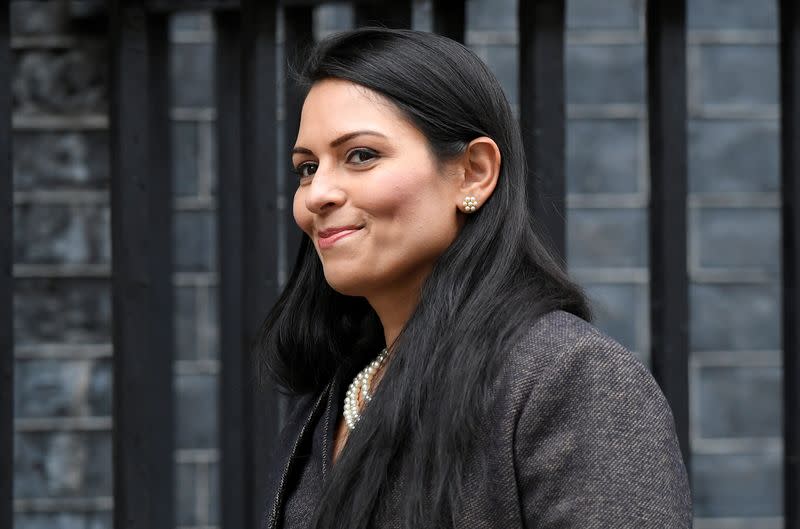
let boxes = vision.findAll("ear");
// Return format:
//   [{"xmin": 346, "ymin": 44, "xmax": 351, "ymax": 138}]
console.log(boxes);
[{"xmin": 455, "ymin": 136, "xmax": 500, "ymax": 213}]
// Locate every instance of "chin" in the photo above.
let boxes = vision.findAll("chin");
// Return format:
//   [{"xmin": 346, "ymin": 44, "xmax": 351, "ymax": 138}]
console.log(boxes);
[{"xmin": 322, "ymin": 268, "xmax": 369, "ymax": 297}]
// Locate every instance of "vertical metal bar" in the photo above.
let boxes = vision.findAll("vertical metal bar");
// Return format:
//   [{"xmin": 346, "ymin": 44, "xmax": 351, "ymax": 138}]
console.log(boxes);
[
  {"xmin": 109, "ymin": 5, "xmax": 174, "ymax": 529},
  {"xmin": 214, "ymin": 12, "xmax": 246, "ymax": 529},
  {"xmin": 0, "ymin": 4, "xmax": 12, "ymax": 529},
  {"xmin": 781, "ymin": 0, "xmax": 800, "ymax": 526},
  {"xmin": 518, "ymin": 0, "xmax": 566, "ymax": 259},
  {"xmin": 240, "ymin": 1, "xmax": 281, "ymax": 526},
  {"xmin": 646, "ymin": 0, "xmax": 690, "ymax": 471},
  {"xmin": 354, "ymin": 2, "xmax": 412, "ymax": 28},
  {"xmin": 283, "ymin": 6, "xmax": 313, "ymax": 266},
  {"xmin": 432, "ymin": 0, "xmax": 465, "ymax": 42}
]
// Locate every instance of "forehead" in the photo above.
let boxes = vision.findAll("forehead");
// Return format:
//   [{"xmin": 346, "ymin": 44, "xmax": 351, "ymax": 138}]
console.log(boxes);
[{"xmin": 296, "ymin": 78, "xmax": 415, "ymax": 142}]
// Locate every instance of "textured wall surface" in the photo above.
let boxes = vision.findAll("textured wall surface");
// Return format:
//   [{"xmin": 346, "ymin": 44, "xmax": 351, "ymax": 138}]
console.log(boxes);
[{"xmin": 10, "ymin": 0, "xmax": 782, "ymax": 528}]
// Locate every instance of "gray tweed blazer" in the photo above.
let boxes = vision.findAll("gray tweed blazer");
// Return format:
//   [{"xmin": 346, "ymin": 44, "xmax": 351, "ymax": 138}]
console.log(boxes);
[{"xmin": 261, "ymin": 310, "xmax": 693, "ymax": 528}]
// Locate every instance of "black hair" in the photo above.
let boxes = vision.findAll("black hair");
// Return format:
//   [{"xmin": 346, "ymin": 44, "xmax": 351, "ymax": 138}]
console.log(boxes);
[{"xmin": 257, "ymin": 27, "xmax": 591, "ymax": 529}]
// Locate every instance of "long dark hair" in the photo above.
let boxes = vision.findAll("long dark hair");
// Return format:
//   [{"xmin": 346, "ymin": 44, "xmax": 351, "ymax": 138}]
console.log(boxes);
[{"xmin": 257, "ymin": 28, "xmax": 590, "ymax": 529}]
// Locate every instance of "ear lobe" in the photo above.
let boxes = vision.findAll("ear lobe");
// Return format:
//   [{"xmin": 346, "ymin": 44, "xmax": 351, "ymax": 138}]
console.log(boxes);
[{"xmin": 460, "ymin": 137, "xmax": 501, "ymax": 207}]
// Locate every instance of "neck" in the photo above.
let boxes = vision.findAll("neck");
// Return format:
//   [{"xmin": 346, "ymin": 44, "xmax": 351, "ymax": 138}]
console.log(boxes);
[{"xmin": 366, "ymin": 272, "xmax": 427, "ymax": 352}]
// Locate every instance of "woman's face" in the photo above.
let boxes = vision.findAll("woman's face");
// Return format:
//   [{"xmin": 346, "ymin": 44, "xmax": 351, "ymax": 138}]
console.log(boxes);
[{"xmin": 292, "ymin": 79, "xmax": 463, "ymax": 297}]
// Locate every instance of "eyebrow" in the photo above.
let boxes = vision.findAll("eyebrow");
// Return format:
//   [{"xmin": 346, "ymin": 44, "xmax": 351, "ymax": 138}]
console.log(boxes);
[{"xmin": 291, "ymin": 130, "xmax": 388, "ymax": 156}]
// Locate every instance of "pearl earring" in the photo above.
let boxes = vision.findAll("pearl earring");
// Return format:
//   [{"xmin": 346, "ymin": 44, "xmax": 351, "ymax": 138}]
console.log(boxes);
[{"xmin": 463, "ymin": 195, "xmax": 478, "ymax": 213}]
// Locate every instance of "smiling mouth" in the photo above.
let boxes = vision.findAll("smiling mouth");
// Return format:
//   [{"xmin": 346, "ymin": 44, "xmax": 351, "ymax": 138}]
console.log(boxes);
[{"xmin": 318, "ymin": 227, "xmax": 363, "ymax": 249}]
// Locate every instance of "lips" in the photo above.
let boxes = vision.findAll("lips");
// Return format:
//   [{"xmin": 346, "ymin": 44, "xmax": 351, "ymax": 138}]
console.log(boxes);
[
  {"xmin": 318, "ymin": 225, "xmax": 362, "ymax": 238},
  {"xmin": 317, "ymin": 225, "xmax": 363, "ymax": 249}
]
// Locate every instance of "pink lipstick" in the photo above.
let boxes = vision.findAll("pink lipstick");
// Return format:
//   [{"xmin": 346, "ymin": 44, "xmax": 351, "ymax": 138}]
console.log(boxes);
[{"xmin": 317, "ymin": 225, "xmax": 362, "ymax": 249}]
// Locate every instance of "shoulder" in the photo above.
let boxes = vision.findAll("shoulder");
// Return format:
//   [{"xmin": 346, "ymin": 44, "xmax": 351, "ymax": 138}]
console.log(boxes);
[
  {"xmin": 508, "ymin": 309, "xmax": 635, "ymax": 370},
  {"xmin": 502, "ymin": 309, "xmax": 676, "ymax": 449},
  {"xmin": 503, "ymin": 311, "xmax": 693, "ymax": 527},
  {"xmin": 503, "ymin": 310, "xmax": 659, "ymax": 408}
]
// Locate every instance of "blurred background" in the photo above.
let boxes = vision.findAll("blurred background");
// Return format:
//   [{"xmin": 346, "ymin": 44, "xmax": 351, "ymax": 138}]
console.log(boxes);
[{"xmin": 8, "ymin": 0, "xmax": 782, "ymax": 528}]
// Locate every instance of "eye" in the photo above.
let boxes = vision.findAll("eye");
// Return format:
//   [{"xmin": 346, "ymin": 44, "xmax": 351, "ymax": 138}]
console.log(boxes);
[
  {"xmin": 293, "ymin": 161, "xmax": 318, "ymax": 179},
  {"xmin": 346, "ymin": 148, "xmax": 379, "ymax": 165}
]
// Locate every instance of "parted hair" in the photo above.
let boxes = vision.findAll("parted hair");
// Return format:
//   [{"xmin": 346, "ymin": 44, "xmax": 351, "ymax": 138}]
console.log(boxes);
[{"xmin": 256, "ymin": 27, "xmax": 591, "ymax": 529}]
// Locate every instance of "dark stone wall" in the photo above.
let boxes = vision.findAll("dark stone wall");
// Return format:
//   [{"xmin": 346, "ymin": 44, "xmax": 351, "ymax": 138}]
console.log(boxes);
[{"xmin": 10, "ymin": 0, "xmax": 783, "ymax": 527}]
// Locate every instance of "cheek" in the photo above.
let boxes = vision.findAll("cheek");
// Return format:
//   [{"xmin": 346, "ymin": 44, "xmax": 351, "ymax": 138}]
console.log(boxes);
[
  {"xmin": 366, "ymin": 174, "xmax": 426, "ymax": 229},
  {"xmin": 369, "ymin": 170, "xmax": 454, "ymax": 242},
  {"xmin": 292, "ymin": 190, "xmax": 312, "ymax": 234}
]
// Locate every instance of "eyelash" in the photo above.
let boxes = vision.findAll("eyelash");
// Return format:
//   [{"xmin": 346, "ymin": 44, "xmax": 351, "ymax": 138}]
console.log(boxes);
[
  {"xmin": 291, "ymin": 148, "xmax": 380, "ymax": 180},
  {"xmin": 346, "ymin": 148, "xmax": 379, "ymax": 165},
  {"xmin": 291, "ymin": 161, "xmax": 317, "ymax": 179}
]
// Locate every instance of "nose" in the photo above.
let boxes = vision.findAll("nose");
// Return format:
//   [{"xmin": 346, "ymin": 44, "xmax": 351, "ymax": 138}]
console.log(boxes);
[{"xmin": 303, "ymin": 164, "xmax": 346, "ymax": 214}]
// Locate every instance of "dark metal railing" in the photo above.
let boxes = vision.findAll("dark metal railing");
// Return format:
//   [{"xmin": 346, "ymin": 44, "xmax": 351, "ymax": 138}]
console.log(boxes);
[
  {"xmin": 213, "ymin": 11, "xmax": 249, "ymax": 529},
  {"xmin": 1, "ymin": 0, "xmax": 797, "ymax": 527},
  {"xmin": 354, "ymin": 3, "xmax": 412, "ymax": 28},
  {"xmin": 0, "ymin": 5, "xmax": 12, "ymax": 529},
  {"xmin": 519, "ymin": 0, "xmax": 567, "ymax": 258},
  {"xmin": 224, "ymin": 1, "xmax": 283, "ymax": 526},
  {"xmin": 646, "ymin": 0, "xmax": 690, "ymax": 473},
  {"xmin": 282, "ymin": 4, "xmax": 314, "ymax": 263},
  {"xmin": 781, "ymin": 0, "xmax": 799, "ymax": 523},
  {"xmin": 109, "ymin": 4, "xmax": 175, "ymax": 528},
  {"xmin": 433, "ymin": 0, "xmax": 465, "ymax": 42}
]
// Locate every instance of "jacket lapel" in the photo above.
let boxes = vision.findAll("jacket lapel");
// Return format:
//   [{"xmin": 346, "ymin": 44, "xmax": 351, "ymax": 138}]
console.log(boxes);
[{"xmin": 261, "ymin": 383, "xmax": 332, "ymax": 529}]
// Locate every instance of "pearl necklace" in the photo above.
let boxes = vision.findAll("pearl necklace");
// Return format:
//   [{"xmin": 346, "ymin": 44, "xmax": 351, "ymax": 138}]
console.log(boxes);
[{"xmin": 343, "ymin": 348, "xmax": 388, "ymax": 431}]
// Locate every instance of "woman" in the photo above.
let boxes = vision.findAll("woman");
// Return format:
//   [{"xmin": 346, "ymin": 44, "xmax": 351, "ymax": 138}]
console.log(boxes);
[{"xmin": 258, "ymin": 27, "xmax": 692, "ymax": 529}]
